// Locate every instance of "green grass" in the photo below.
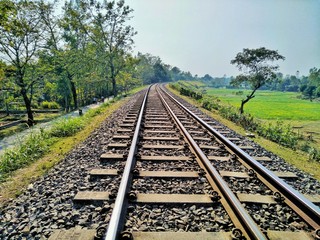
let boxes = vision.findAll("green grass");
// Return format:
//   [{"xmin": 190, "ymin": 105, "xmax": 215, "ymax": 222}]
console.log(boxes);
[
  {"xmin": 0, "ymin": 101, "xmax": 108, "ymax": 182},
  {"xmin": 50, "ymin": 117, "xmax": 86, "ymax": 137},
  {"xmin": 205, "ymin": 88, "xmax": 320, "ymax": 145},
  {"xmin": 206, "ymin": 89, "xmax": 320, "ymax": 121}
]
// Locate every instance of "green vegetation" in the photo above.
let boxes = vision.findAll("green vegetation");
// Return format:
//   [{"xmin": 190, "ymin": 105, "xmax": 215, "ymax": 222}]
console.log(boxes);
[
  {"xmin": 170, "ymin": 81, "xmax": 320, "ymax": 161},
  {"xmin": 0, "ymin": 131, "xmax": 54, "ymax": 181},
  {"xmin": 230, "ymin": 47, "xmax": 285, "ymax": 114},
  {"xmin": 0, "ymin": 94, "xmax": 131, "ymax": 205},
  {"xmin": 50, "ymin": 118, "xmax": 86, "ymax": 138},
  {"xmin": 41, "ymin": 101, "xmax": 60, "ymax": 109},
  {"xmin": 205, "ymin": 89, "xmax": 320, "ymax": 120},
  {"xmin": 168, "ymin": 83, "xmax": 320, "ymax": 180},
  {"xmin": 0, "ymin": 0, "xmax": 197, "ymax": 128},
  {"xmin": 0, "ymin": 99, "xmax": 116, "ymax": 182}
]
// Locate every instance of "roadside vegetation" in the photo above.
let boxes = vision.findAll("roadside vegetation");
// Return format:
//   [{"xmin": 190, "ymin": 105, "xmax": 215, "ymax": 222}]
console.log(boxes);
[
  {"xmin": 168, "ymin": 82, "xmax": 320, "ymax": 180},
  {"xmin": 0, "ymin": 0, "xmax": 195, "ymax": 131},
  {"xmin": 0, "ymin": 86, "xmax": 145, "ymax": 204},
  {"xmin": 169, "ymin": 81, "xmax": 320, "ymax": 163},
  {"xmin": 0, "ymin": 87, "xmax": 143, "ymax": 184}
]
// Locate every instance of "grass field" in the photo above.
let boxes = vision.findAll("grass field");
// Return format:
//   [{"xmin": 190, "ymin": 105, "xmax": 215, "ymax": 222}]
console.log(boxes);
[
  {"xmin": 206, "ymin": 89, "xmax": 320, "ymax": 120},
  {"xmin": 205, "ymin": 88, "xmax": 320, "ymax": 144}
]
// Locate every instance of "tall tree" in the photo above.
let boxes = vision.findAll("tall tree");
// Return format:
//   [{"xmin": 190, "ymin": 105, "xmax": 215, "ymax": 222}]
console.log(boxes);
[
  {"xmin": 300, "ymin": 68, "xmax": 320, "ymax": 100},
  {"xmin": 74, "ymin": 0, "xmax": 136, "ymax": 97},
  {"xmin": 0, "ymin": 61, "xmax": 15, "ymax": 115},
  {"xmin": 230, "ymin": 47, "xmax": 285, "ymax": 114},
  {"xmin": 0, "ymin": 0, "xmax": 48, "ymax": 125},
  {"xmin": 152, "ymin": 61, "xmax": 171, "ymax": 83}
]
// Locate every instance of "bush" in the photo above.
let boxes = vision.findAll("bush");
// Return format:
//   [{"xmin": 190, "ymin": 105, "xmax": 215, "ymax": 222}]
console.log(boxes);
[
  {"xmin": 0, "ymin": 130, "xmax": 52, "ymax": 182},
  {"xmin": 180, "ymin": 87, "xmax": 203, "ymax": 100},
  {"xmin": 49, "ymin": 117, "xmax": 85, "ymax": 137},
  {"xmin": 256, "ymin": 121, "xmax": 298, "ymax": 149},
  {"xmin": 308, "ymin": 147, "xmax": 320, "ymax": 162},
  {"xmin": 41, "ymin": 101, "xmax": 60, "ymax": 109}
]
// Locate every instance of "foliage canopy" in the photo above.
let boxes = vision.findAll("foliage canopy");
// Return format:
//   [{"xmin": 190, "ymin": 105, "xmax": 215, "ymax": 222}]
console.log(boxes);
[{"xmin": 231, "ymin": 47, "xmax": 285, "ymax": 113}]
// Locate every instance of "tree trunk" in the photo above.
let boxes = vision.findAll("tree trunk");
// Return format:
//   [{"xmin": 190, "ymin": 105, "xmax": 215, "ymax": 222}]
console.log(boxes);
[
  {"xmin": 239, "ymin": 89, "xmax": 257, "ymax": 114},
  {"xmin": 109, "ymin": 58, "xmax": 117, "ymax": 97},
  {"xmin": 240, "ymin": 100, "xmax": 245, "ymax": 114},
  {"xmin": 5, "ymin": 100, "xmax": 9, "ymax": 116},
  {"xmin": 65, "ymin": 95, "xmax": 69, "ymax": 112},
  {"xmin": 21, "ymin": 87, "xmax": 34, "ymax": 126},
  {"xmin": 67, "ymin": 73, "xmax": 78, "ymax": 109},
  {"xmin": 112, "ymin": 76, "xmax": 117, "ymax": 97},
  {"xmin": 70, "ymin": 81, "xmax": 78, "ymax": 109}
]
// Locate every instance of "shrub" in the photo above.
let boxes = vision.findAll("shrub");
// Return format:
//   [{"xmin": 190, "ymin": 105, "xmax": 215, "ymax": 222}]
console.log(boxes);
[
  {"xmin": 49, "ymin": 117, "xmax": 85, "ymax": 137},
  {"xmin": 0, "ymin": 130, "xmax": 52, "ymax": 182},
  {"xmin": 0, "ymin": 95, "xmax": 119, "ymax": 182},
  {"xmin": 308, "ymin": 147, "xmax": 320, "ymax": 162},
  {"xmin": 256, "ymin": 121, "xmax": 298, "ymax": 149},
  {"xmin": 41, "ymin": 101, "xmax": 60, "ymax": 109}
]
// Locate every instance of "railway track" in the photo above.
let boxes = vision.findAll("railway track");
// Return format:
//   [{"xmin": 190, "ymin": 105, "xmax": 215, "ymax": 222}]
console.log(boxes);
[{"xmin": 1, "ymin": 84, "xmax": 319, "ymax": 240}]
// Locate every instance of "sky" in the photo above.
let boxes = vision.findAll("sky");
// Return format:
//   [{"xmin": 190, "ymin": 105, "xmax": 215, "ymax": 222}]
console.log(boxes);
[{"xmin": 125, "ymin": 0, "xmax": 320, "ymax": 77}]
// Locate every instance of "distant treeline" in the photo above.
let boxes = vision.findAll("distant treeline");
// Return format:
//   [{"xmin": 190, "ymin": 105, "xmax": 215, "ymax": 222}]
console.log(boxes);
[{"xmin": 199, "ymin": 68, "xmax": 320, "ymax": 101}]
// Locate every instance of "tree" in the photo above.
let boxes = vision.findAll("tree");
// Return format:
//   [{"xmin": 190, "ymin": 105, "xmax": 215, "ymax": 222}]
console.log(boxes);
[
  {"xmin": 230, "ymin": 47, "xmax": 285, "ymax": 114},
  {"xmin": 309, "ymin": 67, "xmax": 320, "ymax": 86},
  {"xmin": 0, "ymin": 0, "xmax": 48, "ymax": 125},
  {"xmin": 170, "ymin": 66, "xmax": 181, "ymax": 81},
  {"xmin": 201, "ymin": 74, "xmax": 214, "ymax": 82},
  {"xmin": 0, "ymin": 61, "xmax": 15, "ymax": 115},
  {"xmin": 135, "ymin": 53, "xmax": 159, "ymax": 84},
  {"xmin": 73, "ymin": 0, "xmax": 136, "ymax": 97},
  {"xmin": 152, "ymin": 61, "xmax": 171, "ymax": 83}
]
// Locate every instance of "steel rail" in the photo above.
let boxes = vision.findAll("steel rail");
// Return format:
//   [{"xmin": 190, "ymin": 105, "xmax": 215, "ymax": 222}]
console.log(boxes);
[
  {"xmin": 104, "ymin": 86, "xmax": 151, "ymax": 240},
  {"xmin": 161, "ymin": 85, "xmax": 320, "ymax": 230},
  {"xmin": 156, "ymin": 86, "xmax": 267, "ymax": 240}
]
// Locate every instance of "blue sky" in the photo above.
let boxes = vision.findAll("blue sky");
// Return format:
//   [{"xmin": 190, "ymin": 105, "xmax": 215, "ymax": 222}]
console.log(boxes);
[{"xmin": 126, "ymin": 0, "xmax": 320, "ymax": 77}]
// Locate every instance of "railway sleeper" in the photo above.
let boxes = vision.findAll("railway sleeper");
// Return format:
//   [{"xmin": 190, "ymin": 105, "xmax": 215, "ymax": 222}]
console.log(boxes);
[{"xmin": 48, "ymin": 228, "xmax": 316, "ymax": 240}]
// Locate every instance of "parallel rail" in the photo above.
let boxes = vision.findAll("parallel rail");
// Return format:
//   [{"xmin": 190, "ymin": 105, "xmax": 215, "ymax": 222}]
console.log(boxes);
[
  {"xmin": 102, "ymin": 84, "xmax": 319, "ymax": 240},
  {"xmin": 156, "ymin": 86, "xmax": 266, "ymax": 240}
]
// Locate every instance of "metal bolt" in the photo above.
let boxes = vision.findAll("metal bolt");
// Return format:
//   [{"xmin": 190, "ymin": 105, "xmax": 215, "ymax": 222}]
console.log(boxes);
[
  {"xmin": 128, "ymin": 191, "xmax": 137, "ymax": 201},
  {"xmin": 132, "ymin": 169, "xmax": 139, "ymax": 175},
  {"xmin": 230, "ymin": 154, "xmax": 237, "ymax": 161},
  {"xmin": 198, "ymin": 169, "xmax": 206, "ymax": 176},
  {"xmin": 95, "ymin": 225, "xmax": 107, "ymax": 240},
  {"xmin": 120, "ymin": 231, "xmax": 133, "ymax": 240},
  {"xmin": 109, "ymin": 189, "xmax": 118, "ymax": 199},
  {"xmin": 231, "ymin": 228, "xmax": 243, "ymax": 240},
  {"xmin": 273, "ymin": 192, "xmax": 284, "ymax": 202},
  {"xmin": 210, "ymin": 191, "xmax": 221, "ymax": 202},
  {"xmin": 315, "ymin": 228, "xmax": 320, "ymax": 240}
]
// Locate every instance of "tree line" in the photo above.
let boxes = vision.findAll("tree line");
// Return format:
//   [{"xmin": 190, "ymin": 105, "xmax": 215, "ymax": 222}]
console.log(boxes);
[
  {"xmin": 201, "ymin": 68, "xmax": 320, "ymax": 101},
  {"xmin": 0, "ymin": 0, "xmax": 196, "ymax": 126},
  {"xmin": 1, "ymin": 1, "xmax": 318, "ymax": 126}
]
